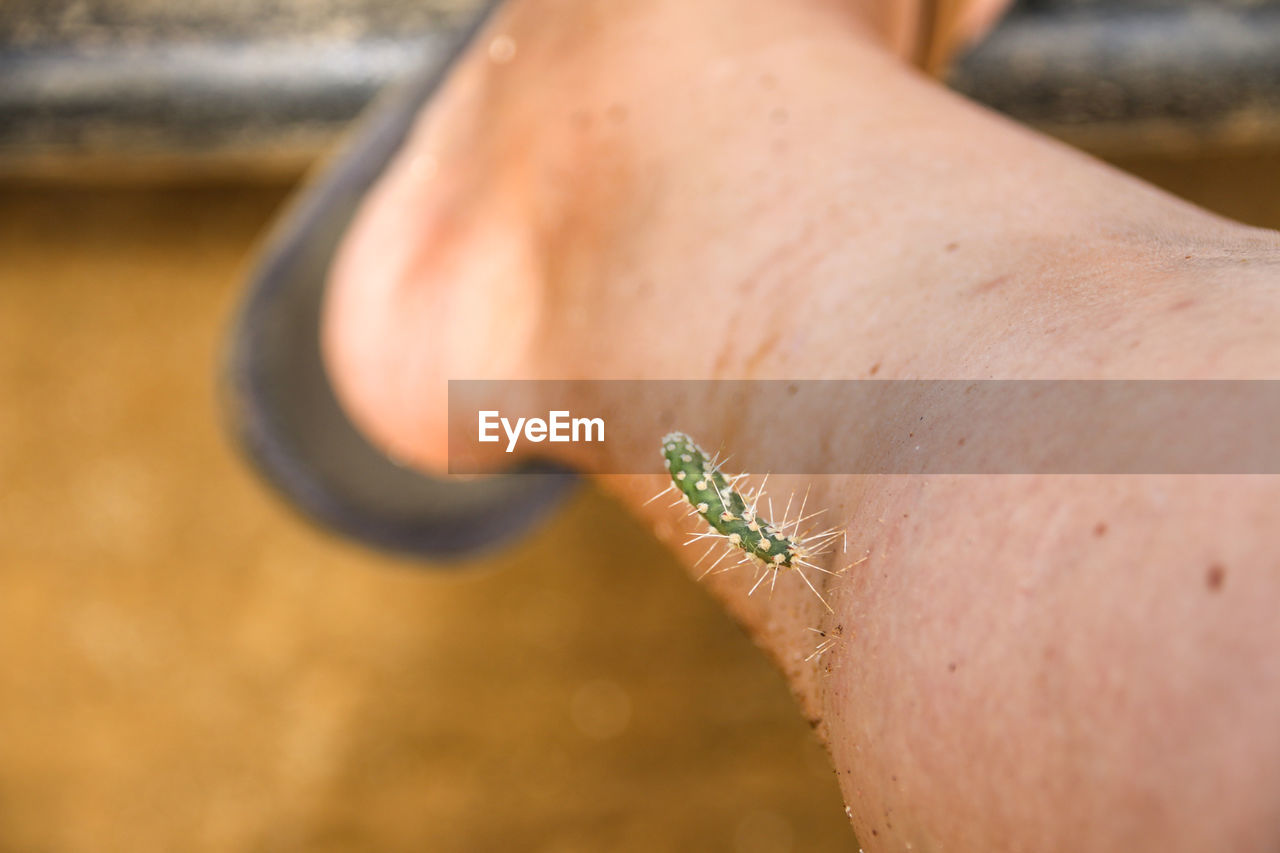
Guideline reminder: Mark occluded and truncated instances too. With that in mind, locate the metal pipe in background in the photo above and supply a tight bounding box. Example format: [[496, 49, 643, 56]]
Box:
[[2, 0, 1279, 178]]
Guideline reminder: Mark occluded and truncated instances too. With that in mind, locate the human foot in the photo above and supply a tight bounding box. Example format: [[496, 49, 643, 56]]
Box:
[[322, 0, 1280, 849], [322, 0, 1029, 469], [321, 0, 1039, 712]]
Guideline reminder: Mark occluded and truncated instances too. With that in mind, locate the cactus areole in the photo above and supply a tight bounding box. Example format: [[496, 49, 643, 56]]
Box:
[[661, 432, 799, 568]]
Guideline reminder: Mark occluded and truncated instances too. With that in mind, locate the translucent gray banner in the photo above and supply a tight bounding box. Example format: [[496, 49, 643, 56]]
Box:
[[447, 380, 1280, 475]]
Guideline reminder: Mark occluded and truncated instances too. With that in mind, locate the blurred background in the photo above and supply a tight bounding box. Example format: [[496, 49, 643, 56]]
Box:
[[2, 0, 1279, 851]]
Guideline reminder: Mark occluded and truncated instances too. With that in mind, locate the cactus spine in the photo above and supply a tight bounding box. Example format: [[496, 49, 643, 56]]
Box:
[[662, 432, 797, 567], [658, 432, 843, 611]]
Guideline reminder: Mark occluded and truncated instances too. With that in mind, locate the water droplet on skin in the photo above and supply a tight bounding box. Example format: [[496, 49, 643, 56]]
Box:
[[488, 34, 517, 64]]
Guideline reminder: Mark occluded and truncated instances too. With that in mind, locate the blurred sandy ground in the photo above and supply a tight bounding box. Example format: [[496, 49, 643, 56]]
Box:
[[0, 154, 1278, 852], [0, 184, 848, 851]]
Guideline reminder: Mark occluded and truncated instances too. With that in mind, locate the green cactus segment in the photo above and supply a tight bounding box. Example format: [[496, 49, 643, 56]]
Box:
[[661, 432, 796, 568]]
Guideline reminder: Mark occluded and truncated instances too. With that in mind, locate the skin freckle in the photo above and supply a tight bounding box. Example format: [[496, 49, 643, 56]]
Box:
[[1206, 563, 1226, 591]]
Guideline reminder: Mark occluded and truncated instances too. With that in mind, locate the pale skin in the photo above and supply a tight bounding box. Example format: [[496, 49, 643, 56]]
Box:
[[321, 0, 1280, 849]]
